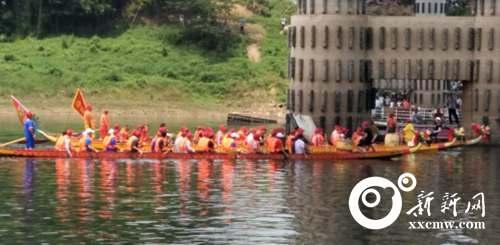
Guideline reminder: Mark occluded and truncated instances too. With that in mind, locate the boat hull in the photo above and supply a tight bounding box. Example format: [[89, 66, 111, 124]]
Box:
[[0, 148, 413, 161]]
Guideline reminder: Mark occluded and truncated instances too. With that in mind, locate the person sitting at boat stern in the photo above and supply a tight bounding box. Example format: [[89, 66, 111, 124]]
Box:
[[454, 124, 466, 143], [430, 117, 443, 142]]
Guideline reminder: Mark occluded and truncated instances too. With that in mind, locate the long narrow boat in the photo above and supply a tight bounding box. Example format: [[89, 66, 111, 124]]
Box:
[[0, 144, 421, 160], [416, 136, 483, 152]]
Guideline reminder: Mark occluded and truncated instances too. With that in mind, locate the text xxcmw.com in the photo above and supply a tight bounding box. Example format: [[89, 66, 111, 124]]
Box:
[[408, 221, 486, 230]]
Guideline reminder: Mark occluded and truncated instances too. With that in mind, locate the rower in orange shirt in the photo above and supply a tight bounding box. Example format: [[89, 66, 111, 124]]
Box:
[[83, 104, 95, 130], [99, 110, 110, 139]]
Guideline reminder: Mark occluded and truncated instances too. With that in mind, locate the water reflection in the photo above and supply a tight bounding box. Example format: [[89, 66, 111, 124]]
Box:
[[0, 147, 497, 244]]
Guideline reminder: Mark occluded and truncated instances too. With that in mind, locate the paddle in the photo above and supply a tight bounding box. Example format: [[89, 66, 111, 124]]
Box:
[[37, 129, 58, 142], [0, 137, 26, 148]]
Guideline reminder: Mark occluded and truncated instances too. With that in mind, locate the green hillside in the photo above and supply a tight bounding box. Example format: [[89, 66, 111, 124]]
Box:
[[0, 0, 295, 107]]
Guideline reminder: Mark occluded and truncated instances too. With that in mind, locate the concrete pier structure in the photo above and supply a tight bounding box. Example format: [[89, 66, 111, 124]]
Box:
[[287, 0, 500, 140]]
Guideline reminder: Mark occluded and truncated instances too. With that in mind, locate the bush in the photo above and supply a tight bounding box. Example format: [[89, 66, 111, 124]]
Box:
[[3, 54, 16, 62], [174, 23, 241, 53]]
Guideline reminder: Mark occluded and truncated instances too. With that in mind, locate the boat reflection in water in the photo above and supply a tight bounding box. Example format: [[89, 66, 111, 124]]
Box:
[[0, 147, 498, 244]]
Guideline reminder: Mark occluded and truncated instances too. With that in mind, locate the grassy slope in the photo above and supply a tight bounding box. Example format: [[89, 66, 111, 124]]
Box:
[[0, 0, 291, 108]]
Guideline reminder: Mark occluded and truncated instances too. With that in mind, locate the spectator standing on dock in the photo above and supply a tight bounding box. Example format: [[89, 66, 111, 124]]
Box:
[[280, 17, 287, 30], [23, 112, 37, 149], [386, 113, 397, 133], [447, 96, 460, 125]]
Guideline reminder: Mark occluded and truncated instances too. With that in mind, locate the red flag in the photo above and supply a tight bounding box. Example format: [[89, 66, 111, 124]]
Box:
[[72, 88, 88, 119], [11, 95, 32, 125]]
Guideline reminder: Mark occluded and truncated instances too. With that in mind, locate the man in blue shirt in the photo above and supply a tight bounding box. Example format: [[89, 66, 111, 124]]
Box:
[[23, 112, 37, 149]]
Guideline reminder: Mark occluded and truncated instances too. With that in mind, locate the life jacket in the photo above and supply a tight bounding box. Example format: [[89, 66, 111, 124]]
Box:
[[221, 136, 234, 151], [54, 136, 65, 151], [197, 137, 212, 152]]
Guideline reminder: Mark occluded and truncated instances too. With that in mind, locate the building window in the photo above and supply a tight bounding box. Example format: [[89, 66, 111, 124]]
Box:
[[321, 91, 328, 113], [309, 59, 316, 82], [492, 0, 497, 15], [434, 3, 438, 13], [390, 28, 398, 50], [419, 93, 423, 105], [379, 27, 386, 50], [347, 90, 354, 112], [309, 90, 315, 112], [366, 27, 373, 49], [428, 2, 431, 13], [310, 0, 315, 14], [324, 26, 330, 49], [487, 60, 493, 82], [476, 28, 482, 51], [299, 90, 304, 113], [336, 60, 342, 82], [347, 60, 354, 82], [418, 28, 424, 50], [311, 25, 317, 48], [428, 59, 435, 80], [335, 91, 342, 112], [431, 94, 435, 106], [336, 26, 343, 49], [292, 27, 297, 47], [323, 0, 328, 14], [336, 0, 341, 13], [348, 27, 355, 49], [480, 0, 485, 16], [468, 28, 475, 51], [298, 0, 302, 14], [474, 89, 479, 112], [357, 90, 365, 112], [300, 26, 306, 48], [291, 90, 296, 111], [454, 28, 461, 50], [488, 28, 495, 50], [335, 116, 342, 126], [429, 28, 435, 50], [404, 28, 411, 50], [347, 116, 353, 131], [442, 29, 449, 51], [323, 59, 329, 82], [391, 59, 398, 79], [299, 59, 304, 82], [379, 59, 385, 79], [303, 0, 308, 14], [416, 3, 420, 13], [422, 3, 425, 13], [359, 27, 366, 50]]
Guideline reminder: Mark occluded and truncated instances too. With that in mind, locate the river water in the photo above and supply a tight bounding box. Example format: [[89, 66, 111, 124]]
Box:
[[0, 147, 498, 244]]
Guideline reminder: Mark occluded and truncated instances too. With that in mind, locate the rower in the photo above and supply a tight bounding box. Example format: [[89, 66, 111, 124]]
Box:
[[358, 121, 376, 152], [402, 120, 417, 146], [153, 131, 168, 153], [481, 117, 491, 142], [216, 124, 226, 145], [246, 129, 261, 153], [81, 129, 96, 152], [127, 130, 142, 153], [311, 128, 325, 146], [104, 129, 118, 152], [119, 125, 129, 143], [293, 128, 307, 155], [83, 104, 95, 130], [54, 129, 73, 157], [285, 128, 297, 153], [222, 132, 239, 152], [197, 129, 215, 153], [330, 125, 343, 146], [99, 110, 110, 140], [23, 112, 37, 150], [267, 130, 285, 154], [430, 117, 443, 142]]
